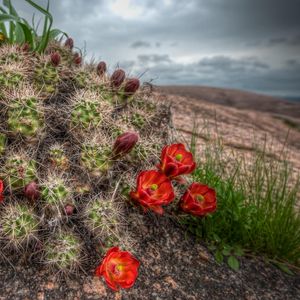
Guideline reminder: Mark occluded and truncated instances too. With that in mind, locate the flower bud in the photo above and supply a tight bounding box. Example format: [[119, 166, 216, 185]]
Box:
[[64, 204, 75, 216], [24, 181, 40, 201], [64, 37, 74, 49], [124, 78, 140, 96], [21, 42, 30, 52], [97, 61, 107, 76], [73, 53, 82, 65], [111, 69, 126, 89], [113, 132, 139, 157], [50, 52, 61, 67]]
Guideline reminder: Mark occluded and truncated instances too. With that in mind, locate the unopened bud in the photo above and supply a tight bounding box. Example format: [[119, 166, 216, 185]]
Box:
[[24, 181, 40, 201], [113, 132, 139, 157], [73, 53, 82, 65], [97, 61, 107, 76], [124, 78, 140, 96], [64, 37, 74, 49], [64, 204, 75, 216], [50, 52, 61, 67], [111, 69, 126, 89]]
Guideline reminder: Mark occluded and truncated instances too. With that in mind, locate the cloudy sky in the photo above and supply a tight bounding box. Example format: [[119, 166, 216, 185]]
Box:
[[12, 0, 300, 97]]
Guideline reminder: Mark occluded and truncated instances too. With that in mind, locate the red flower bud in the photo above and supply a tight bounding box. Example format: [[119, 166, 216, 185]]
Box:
[[113, 132, 139, 157], [50, 52, 61, 67], [73, 53, 82, 65], [111, 69, 126, 89], [24, 181, 40, 201], [64, 204, 75, 216], [21, 42, 30, 52], [0, 179, 4, 203], [97, 61, 107, 76], [95, 246, 140, 291], [124, 78, 140, 96], [64, 37, 74, 49]]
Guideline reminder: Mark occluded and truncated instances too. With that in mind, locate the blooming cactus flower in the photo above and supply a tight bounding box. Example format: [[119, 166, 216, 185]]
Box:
[[113, 132, 139, 157], [24, 181, 40, 201], [95, 246, 140, 291], [111, 69, 126, 89], [124, 78, 140, 96], [97, 61, 107, 76], [0, 179, 4, 202], [157, 143, 196, 181], [180, 182, 217, 216], [64, 37, 74, 49], [130, 170, 175, 214], [50, 52, 61, 67]]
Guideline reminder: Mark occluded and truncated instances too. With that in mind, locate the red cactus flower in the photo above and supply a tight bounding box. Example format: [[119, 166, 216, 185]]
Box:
[[130, 170, 175, 214], [95, 246, 140, 291], [111, 69, 126, 89], [124, 78, 140, 96], [157, 143, 196, 181], [97, 61, 107, 76], [64, 37, 74, 49], [50, 52, 61, 67], [180, 182, 217, 216], [113, 132, 139, 157], [73, 53, 82, 65], [24, 181, 40, 201], [0, 179, 4, 203]]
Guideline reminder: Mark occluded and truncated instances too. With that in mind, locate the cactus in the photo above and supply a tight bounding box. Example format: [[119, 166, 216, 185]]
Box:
[[49, 144, 69, 170], [71, 100, 102, 131], [3, 154, 37, 190], [41, 176, 72, 215], [45, 230, 82, 272], [34, 62, 59, 94], [80, 144, 112, 177], [0, 204, 39, 247], [0, 40, 170, 275], [84, 199, 121, 239], [7, 97, 44, 140], [0, 133, 6, 155], [0, 69, 23, 89]]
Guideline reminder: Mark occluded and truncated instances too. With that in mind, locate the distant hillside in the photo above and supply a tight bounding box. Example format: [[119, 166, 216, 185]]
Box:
[[157, 85, 300, 119]]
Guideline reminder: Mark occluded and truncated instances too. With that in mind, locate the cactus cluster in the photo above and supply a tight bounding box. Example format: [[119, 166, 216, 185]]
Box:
[[7, 97, 44, 140], [0, 40, 170, 275]]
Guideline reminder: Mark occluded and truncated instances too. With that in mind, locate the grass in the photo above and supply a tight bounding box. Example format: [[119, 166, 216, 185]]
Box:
[[181, 127, 300, 270]]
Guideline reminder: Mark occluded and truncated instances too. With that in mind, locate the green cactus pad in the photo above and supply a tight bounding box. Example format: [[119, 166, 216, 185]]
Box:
[[7, 97, 44, 139], [41, 181, 70, 207], [0, 133, 6, 155], [80, 145, 112, 176], [3, 156, 37, 190], [0, 204, 39, 245], [71, 100, 102, 130], [0, 70, 23, 88], [49, 146, 69, 170], [34, 63, 59, 94], [45, 231, 82, 271], [85, 199, 119, 238]]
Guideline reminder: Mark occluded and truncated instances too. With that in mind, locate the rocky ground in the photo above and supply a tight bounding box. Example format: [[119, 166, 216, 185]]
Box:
[[1, 88, 300, 299], [1, 213, 299, 300]]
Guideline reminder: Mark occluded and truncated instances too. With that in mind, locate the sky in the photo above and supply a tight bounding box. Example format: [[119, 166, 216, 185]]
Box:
[[11, 0, 300, 97]]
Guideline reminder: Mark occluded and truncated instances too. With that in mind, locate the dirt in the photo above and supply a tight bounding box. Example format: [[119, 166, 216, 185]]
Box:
[[0, 212, 299, 300]]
